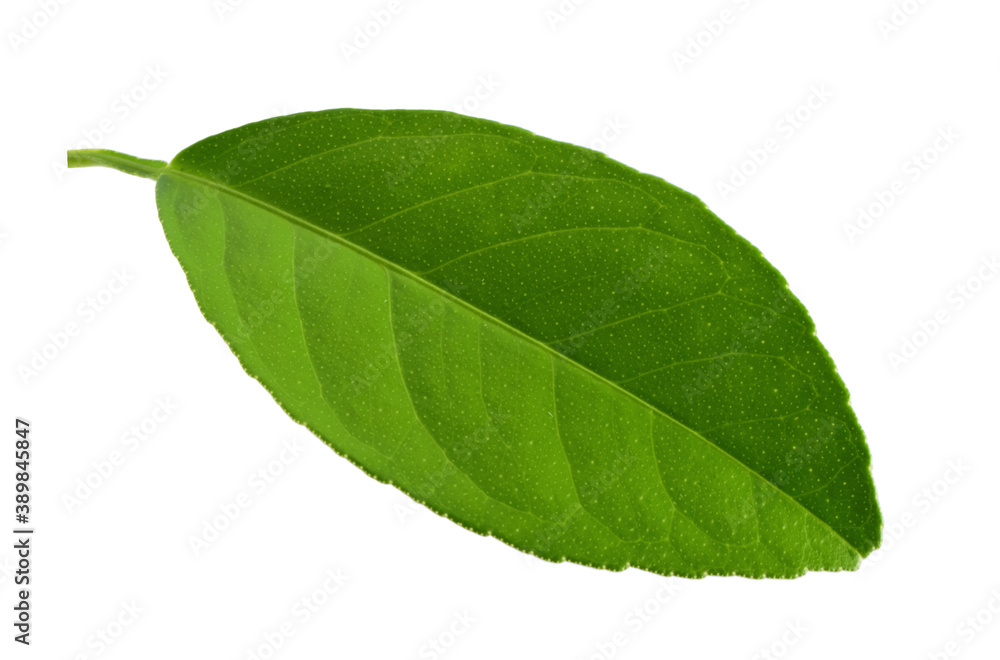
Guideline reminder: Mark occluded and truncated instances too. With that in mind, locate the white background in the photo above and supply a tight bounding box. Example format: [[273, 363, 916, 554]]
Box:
[[2, 0, 999, 658]]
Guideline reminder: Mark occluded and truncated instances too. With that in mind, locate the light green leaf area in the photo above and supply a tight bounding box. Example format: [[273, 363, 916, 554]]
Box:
[[68, 109, 881, 578]]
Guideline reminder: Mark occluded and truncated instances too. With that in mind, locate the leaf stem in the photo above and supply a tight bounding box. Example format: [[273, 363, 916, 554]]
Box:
[[66, 149, 167, 181]]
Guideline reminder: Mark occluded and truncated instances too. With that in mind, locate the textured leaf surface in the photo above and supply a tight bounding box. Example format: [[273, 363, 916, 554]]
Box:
[[69, 109, 881, 578]]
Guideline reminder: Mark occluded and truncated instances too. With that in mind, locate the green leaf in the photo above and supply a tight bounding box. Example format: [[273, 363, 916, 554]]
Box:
[[67, 109, 881, 578]]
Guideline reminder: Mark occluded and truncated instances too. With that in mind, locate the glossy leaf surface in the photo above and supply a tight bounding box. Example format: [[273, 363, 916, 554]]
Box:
[[68, 109, 881, 578]]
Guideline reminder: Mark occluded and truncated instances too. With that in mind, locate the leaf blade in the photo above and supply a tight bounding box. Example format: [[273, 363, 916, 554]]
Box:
[[85, 108, 881, 577]]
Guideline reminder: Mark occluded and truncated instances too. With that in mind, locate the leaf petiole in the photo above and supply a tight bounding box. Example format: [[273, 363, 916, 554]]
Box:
[[67, 148, 167, 181]]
